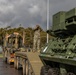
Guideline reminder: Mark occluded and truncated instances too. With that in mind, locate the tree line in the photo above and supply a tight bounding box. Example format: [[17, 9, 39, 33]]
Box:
[[0, 26, 50, 48]]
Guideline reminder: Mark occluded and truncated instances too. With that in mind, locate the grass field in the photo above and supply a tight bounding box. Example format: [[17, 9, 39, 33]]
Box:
[[0, 53, 3, 57]]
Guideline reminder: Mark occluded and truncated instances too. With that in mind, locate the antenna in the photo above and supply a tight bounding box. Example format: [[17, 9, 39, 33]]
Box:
[[47, 0, 49, 43]]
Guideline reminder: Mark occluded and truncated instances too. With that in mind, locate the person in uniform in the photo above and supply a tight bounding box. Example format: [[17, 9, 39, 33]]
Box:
[[33, 25, 41, 52]]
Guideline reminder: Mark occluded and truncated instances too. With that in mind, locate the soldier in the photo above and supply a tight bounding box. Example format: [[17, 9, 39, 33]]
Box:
[[33, 25, 41, 52]]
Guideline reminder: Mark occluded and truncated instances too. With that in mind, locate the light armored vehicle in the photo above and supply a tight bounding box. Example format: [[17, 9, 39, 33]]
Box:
[[3, 32, 24, 64], [39, 8, 76, 75]]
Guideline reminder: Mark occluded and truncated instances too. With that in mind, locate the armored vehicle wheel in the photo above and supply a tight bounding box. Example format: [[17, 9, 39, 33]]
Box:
[[14, 56, 17, 69], [40, 66, 50, 75], [47, 68, 60, 75], [67, 72, 75, 75]]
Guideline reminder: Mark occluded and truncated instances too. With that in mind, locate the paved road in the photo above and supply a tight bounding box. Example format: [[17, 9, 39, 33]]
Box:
[[0, 58, 22, 75]]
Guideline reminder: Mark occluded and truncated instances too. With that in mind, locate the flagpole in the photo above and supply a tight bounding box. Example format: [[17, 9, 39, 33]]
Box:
[[47, 0, 49, 43]]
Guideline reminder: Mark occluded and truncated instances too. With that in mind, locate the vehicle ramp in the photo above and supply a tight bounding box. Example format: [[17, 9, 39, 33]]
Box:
[[15, 52, 43, 75]]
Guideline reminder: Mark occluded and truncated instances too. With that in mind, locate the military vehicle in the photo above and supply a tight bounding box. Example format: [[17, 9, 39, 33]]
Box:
[[3, 32, 24, 64], [14, 26, 43, 75], [39, 8, 76, 75]]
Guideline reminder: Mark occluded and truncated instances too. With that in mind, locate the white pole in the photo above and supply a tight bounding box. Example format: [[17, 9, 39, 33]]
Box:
[[47, 0, 49, 43]]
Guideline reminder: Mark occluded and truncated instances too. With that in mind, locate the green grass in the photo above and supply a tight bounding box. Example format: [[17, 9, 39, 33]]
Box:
[[0, 53, 3, 57]]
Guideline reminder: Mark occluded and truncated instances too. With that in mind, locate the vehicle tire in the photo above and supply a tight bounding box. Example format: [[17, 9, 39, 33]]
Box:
[[23, 59, 26, 75], [67, 72, 75, 75], [40, 66, 50, 75], [47, 68, 60, 75]]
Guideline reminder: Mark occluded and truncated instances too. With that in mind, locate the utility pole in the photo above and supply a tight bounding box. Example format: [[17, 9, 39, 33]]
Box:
[[47, 0, 49, 43]]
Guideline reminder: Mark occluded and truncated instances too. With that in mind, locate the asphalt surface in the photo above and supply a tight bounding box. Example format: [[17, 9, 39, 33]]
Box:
[[0, 58, 22, 75]]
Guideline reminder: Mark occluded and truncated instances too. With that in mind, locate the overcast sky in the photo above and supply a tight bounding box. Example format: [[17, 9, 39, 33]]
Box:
[[0, 0, 76, 30]]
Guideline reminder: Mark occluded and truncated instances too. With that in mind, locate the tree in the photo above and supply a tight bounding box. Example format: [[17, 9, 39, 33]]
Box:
[[0, 26, 50, 48]]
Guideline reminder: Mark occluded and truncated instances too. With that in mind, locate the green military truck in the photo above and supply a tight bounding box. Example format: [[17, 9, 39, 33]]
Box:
[[39, 8, 76, 75], [3, 32, 24, 64]]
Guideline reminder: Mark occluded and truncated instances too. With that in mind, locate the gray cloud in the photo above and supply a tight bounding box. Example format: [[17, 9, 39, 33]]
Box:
[[0, 0, 76, 30]]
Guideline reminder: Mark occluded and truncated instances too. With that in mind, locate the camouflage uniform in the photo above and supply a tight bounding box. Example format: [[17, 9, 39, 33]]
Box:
[[33, 25, 41, 52]]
